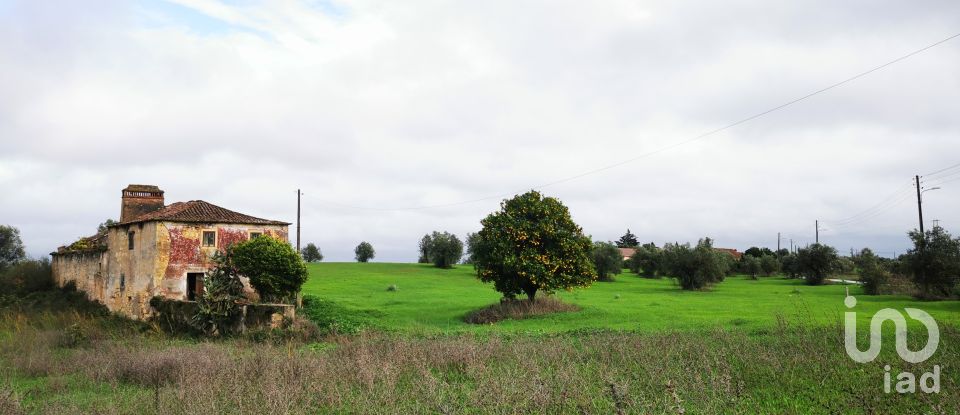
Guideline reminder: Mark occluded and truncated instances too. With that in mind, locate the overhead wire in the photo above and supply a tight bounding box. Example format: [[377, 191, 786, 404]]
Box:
[[308, 31, 960, 212]]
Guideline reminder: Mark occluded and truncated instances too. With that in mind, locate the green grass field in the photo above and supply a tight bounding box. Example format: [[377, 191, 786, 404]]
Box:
[[302, 262, 960, 334], [3, 262, 959, 414]]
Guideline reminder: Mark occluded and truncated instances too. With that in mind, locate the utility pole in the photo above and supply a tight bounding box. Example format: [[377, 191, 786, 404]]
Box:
[[790, 239, 793, 253], [916, 175, 924, 234], [296, 189, 302, 253], [815, 220, 819, 244], [777, 232, 781, 255]]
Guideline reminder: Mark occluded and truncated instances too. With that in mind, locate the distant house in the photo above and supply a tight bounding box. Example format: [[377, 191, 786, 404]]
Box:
[[714, 248, 743, 261], [51, 185, 290, 319], [618, 247, 637, 261]]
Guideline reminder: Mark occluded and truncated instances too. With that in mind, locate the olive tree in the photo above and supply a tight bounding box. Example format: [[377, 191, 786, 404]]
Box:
[[301, 243, 323, 262], [759, 255, 780, 276], [463, 232, 480, 264], [856, 248, 889, 295], [796, 244, 838, 286], [355, 241, 375, 263], [231, 236, 308, 303], [0, 225, 26, 272], [473, 191, 595, 301], [425, 231, 464, 269], [591, 241, 623, 281], [904, 226, 960, 298], [743, 256, 761, 280], [417, 234, 433, 263], [629, 244, 661, 278], [663, 238, 729, 290]]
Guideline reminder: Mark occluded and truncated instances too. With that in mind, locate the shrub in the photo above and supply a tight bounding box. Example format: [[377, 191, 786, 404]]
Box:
[[424, 231, 464, 269], [231, 236, 308, 303], [355, 242, 375, 263], [301, 243, 324, 262], [796, 244, 838, 286], [759, 255, 780, 276], [192, 252, 245, 336], [473, 191, 595, 301], [0, 225, 26, 272], [591, 241, 623, 282], [904, 226, 960, 298], [464, 297, 579, 324], [0, 258, 53, 294]]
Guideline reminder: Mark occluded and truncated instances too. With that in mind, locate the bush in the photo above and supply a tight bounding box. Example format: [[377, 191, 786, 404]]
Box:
[[473, 191, 595, 301], [355, 242, 375, 263], [796, 244, 838, 286], [0, 258, 53, 294], [464, 297, 579, 324], [423, 231, 464, 269], [301, 243, 323, 262], [904, 226, 960, 298], [231, 236, 308, 303], [591, 241, 623, 282], [192, 252, 245, 336]]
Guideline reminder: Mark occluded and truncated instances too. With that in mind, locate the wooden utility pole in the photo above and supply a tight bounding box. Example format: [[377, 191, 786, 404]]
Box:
[[777, 232, 781, 255], [815, 220, 819, 244], [916, 175, 924, 234], [296, 189, 302, 253]]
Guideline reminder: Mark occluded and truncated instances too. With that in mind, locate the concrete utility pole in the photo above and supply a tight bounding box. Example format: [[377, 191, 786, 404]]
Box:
[[296, 189, 302, 253], [815, 220, 819, 244], [777, 232, 781, 255]]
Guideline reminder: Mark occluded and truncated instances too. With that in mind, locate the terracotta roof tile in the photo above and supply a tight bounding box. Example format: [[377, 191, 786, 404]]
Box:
[[116, 200, 290, 226]]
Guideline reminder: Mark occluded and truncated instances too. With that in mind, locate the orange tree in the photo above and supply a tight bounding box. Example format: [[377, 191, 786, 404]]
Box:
[[473, 191, 595, 301]]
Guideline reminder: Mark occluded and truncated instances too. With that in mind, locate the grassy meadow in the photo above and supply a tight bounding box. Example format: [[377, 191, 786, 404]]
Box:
[[2, 262, 959, 414], [301, 262, 960, 334]]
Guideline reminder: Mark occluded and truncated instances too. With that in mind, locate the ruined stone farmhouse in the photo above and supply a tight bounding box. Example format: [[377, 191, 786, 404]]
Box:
[[51, 185, 290, 319]]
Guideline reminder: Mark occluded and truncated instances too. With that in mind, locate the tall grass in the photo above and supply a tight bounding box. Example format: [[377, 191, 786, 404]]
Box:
[[1, 309, 956, 414]]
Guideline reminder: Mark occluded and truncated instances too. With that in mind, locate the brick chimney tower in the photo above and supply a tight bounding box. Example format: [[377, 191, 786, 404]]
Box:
[[121, 185, 165, 223]]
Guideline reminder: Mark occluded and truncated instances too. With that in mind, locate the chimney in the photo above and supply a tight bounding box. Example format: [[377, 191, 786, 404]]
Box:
[[121, 185, 165, 223]]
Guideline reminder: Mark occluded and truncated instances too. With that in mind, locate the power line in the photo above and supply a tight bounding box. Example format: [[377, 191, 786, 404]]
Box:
[[922, 161, 960, 177], [826, 181, 914, 225], [312, 31, 960, 211]]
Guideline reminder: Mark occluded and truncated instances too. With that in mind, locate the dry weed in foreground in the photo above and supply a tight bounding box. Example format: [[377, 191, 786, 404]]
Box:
[[464, 297, 579, 324]]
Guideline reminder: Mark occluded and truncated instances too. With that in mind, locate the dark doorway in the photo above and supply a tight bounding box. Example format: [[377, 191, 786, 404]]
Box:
[[186, 273, 205, 301]]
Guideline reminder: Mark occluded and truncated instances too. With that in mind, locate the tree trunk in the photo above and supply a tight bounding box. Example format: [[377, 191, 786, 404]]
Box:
[[523, 286, 537, 302]]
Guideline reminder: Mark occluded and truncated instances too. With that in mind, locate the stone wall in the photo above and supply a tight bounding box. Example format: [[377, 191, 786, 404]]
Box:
[[55, 221, 290, 320]]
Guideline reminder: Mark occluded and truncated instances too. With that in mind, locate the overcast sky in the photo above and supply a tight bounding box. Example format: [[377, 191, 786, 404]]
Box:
[[1, 0, 959, 262]]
